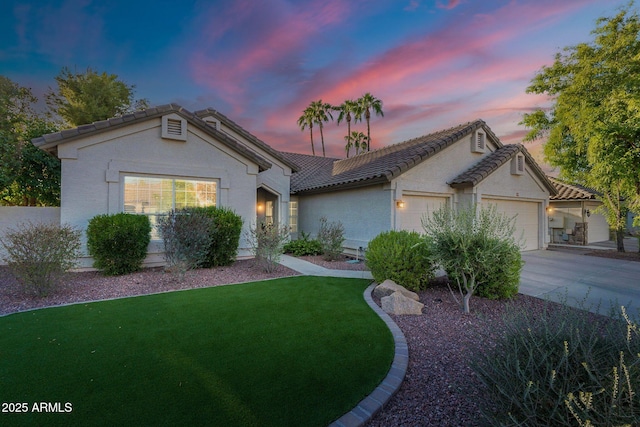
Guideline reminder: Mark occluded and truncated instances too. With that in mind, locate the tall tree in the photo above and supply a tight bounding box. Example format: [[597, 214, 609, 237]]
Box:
[[308, 100, 333, 157], [297, 106, 316, 156], [46, 67, 149, 127], [344, 131, 369, 157], [334, 99, 358, 157], [356, 93, 384, 150], [0, 76, 60, 206], [522, 2, 640, 251]]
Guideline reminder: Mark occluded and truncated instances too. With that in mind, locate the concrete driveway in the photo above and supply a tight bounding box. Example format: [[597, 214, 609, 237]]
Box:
[[520, 248, 640, 315]]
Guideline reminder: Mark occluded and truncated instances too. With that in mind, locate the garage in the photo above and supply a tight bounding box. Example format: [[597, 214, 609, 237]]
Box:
[[484, 198, 540, 251], [401, 195, 448, 233]]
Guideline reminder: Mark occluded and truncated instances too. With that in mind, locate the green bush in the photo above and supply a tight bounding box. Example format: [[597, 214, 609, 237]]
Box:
[[87, 213, 151, 276], [422, 203, 523, 313], [1, 222, 81, 297], [157, 208, 214, 275], [365, 230, 434, 291], [472, 301, 640, 426], [317, 217, 345, 261], [447, 236, 523, 300], [189, 206, 243, 267], [283, 231, 322, 256]]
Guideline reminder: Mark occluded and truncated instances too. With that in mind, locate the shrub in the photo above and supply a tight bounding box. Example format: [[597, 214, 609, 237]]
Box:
[[248, 221, 290, 272], [447, 236, 523, 300], [317, 217, 345, 261], [188, 206, 243, 267], [1, 222, 81, 297], [86, 213, 151, 276], [157, 208, 214, 275], [472, 301, 640, 426], [421, 203, 523, 313], [283, 231, 322, 256], [365, 230, 434, 291]]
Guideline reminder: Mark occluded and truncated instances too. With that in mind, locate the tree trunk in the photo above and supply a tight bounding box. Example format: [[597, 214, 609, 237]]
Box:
[[463, 292, 471, 314], [616, 229, 626, 252]]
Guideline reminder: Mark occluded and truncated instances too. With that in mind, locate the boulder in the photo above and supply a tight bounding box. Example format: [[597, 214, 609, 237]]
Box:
[[373, 279, 419, 301], [381, 291, 424, 315]]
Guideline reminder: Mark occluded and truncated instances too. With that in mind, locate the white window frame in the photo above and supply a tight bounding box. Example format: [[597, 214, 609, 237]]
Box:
[[289, 200, 298, 233]]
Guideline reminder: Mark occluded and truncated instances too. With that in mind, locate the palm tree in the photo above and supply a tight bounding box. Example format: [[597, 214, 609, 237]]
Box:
[[297, 106, 316, 156], [334, 99, 358, 158], [309, 100, 333, 157], [352, 131, 369, 155], [357, 93, 384, 150]]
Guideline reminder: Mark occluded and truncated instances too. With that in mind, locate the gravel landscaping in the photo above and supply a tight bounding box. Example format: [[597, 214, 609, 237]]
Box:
[[1, 258, 561, 426]]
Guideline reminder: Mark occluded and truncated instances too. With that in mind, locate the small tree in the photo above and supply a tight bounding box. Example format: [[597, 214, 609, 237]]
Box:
[[1, 222, 81, 296], [422, 204, 522, 313], [317, 217, 345, 261], [248, 221, 290, 273]]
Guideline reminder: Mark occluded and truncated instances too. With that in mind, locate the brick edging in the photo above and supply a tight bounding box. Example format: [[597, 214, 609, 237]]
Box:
[[328, 283, 409, 427]]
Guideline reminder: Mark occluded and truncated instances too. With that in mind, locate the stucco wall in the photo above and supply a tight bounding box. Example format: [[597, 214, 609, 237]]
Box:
[[297, 185, 392, 254], [56, 116, 261, 268], [0, 207, 61, 265]]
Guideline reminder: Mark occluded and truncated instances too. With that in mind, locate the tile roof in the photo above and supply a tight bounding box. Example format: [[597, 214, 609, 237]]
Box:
[[194, 108, 299, 172], [283, 120, 494, 194], [549, 177, 600, 200], [449, 144, 557, 194], [31, 103, 273, 172]]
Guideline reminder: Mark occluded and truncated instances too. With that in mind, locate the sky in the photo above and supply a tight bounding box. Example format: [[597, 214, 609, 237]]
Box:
[[0, 0, 631, 164]]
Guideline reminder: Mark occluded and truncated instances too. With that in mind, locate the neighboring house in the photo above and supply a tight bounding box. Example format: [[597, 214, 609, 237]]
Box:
[[282, 119, 557, 253], [547, 177, 610, 244], [26, 107, 557, 269], [31, 104, 298, 268]]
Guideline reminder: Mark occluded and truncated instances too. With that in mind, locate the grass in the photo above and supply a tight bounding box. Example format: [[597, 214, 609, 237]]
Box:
[[0, 276, 394, 426]]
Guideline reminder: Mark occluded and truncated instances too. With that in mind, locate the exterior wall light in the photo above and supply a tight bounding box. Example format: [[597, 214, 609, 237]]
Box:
[[396, 200, 405, 209], [585, 209, 591, 217], [257, 203, 264, 212]]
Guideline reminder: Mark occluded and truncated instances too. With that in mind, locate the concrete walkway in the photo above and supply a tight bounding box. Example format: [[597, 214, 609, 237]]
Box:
[[279, 254, 373, 279]]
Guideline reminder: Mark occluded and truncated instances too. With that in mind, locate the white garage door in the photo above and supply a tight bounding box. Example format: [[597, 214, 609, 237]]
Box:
[[484, 199, 540, 251], [401, 195, 448, 233]]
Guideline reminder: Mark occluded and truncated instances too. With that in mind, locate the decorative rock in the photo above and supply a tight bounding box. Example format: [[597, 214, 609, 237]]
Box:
[[381, 291, 424, 315], [373, 279, 419, 301]]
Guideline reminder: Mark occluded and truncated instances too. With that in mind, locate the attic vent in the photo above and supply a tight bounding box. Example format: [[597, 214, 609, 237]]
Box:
[[511, 153, 525, 175], [203, 117, 220, 130], [162, 115, 187, 141], [471, 131, 486, 153]]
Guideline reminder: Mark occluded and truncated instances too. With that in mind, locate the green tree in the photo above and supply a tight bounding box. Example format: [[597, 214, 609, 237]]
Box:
[[522, 2, 640, 251], [0, 76, 60, 206], [46, 67, 149, 127], [344, 131, 369, 157], [297, 106, 316, 156], [356, 92, 384, 150], [308, 100, 333, 157], [334, 99, 359, 157]]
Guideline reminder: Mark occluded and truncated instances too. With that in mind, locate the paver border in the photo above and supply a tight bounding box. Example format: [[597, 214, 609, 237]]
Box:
[[329, 283, 408, 427]]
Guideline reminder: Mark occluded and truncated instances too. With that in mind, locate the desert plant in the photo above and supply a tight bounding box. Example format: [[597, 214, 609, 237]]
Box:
[[365, 230, 434, 291], [86, 213, 151, 275], [283, 231, 323, 256], [157, 208, 214, 276], [317, 217, 345, 261], [248, 221, 290, 272], [421, 203, 522, 313], [1, 222, 81, 297], [189, 206, 243, 267], [472, 300, 640, 426]]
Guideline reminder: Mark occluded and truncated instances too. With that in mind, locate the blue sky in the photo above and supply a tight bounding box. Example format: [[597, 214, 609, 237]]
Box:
[[0, 0, 630, 160]]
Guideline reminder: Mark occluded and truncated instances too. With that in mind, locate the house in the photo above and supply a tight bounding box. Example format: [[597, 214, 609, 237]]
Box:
[[25, 106, 556, 269], [547, 177, 610, 244], [282, 119, 557, 252], [30, 104, 298, 268]]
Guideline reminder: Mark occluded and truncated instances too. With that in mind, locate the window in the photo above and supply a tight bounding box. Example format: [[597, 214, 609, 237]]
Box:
[[289, 201, 298, 232], [123, 176, 216, 237]]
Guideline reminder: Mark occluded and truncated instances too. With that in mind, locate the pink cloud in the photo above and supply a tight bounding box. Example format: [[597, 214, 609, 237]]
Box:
[[437, 0, 461, 10]]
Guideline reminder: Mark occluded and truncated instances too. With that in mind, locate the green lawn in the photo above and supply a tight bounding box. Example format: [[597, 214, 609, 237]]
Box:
[[0, 276, 393, 426]]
